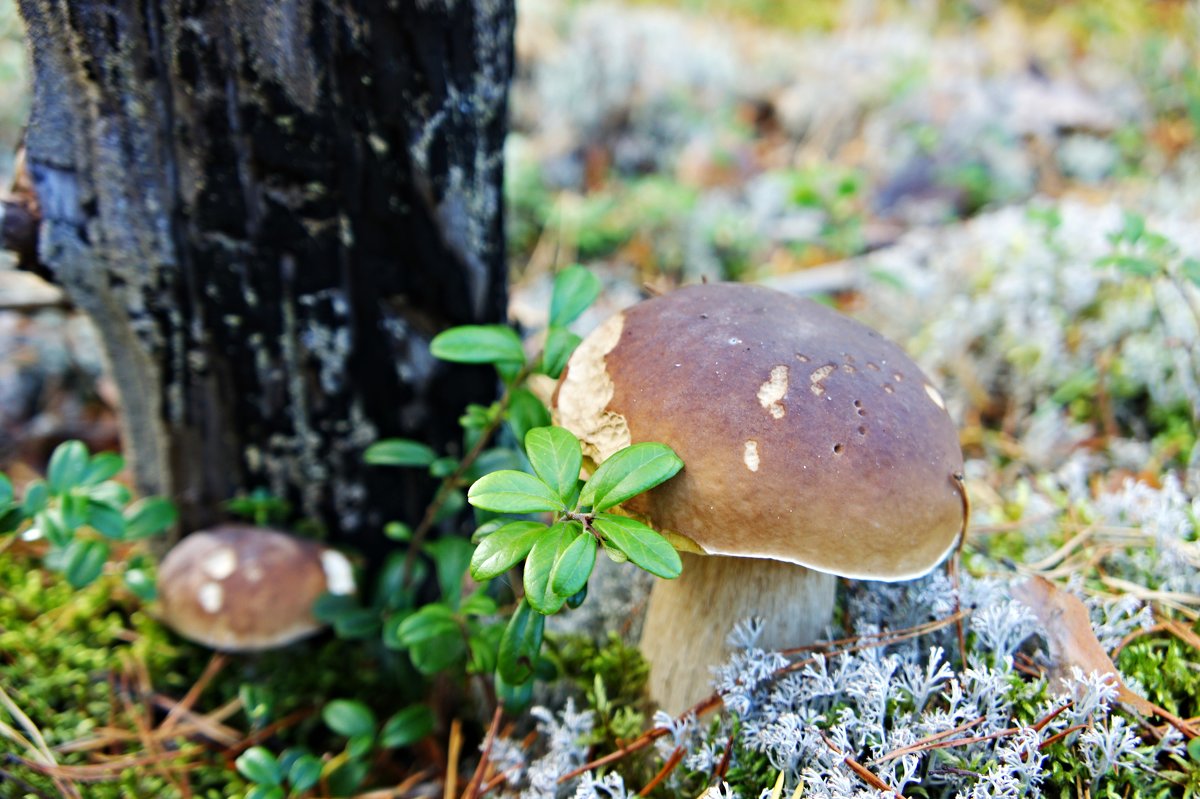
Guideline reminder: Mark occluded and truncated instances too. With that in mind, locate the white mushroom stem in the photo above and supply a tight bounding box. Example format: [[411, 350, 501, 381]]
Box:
[[638, 552, 836, 715]]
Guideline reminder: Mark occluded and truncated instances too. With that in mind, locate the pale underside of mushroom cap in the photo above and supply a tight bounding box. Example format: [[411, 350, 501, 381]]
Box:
[[156, 525, 355, 651], [554, 282, 966, 581]]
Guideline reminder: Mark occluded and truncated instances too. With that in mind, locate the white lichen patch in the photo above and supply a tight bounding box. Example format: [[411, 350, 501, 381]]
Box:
[[925, 382, 946, 410], [809, 364, 836, 396], [743, 440, 760, 472], [757, 365, 789, 419], [321, 549, 356, 595], [553, 312, 631, 463], [202, 547, 238, 580], [198, 582, 224, 614]]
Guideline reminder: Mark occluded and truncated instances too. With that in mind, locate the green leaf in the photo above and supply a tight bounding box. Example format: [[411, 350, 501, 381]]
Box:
[[467, 470, 565, 514], [65, 539, 110, 588], [384, 521, 412, 542], [566, 583, 588, 609], [87, 481, 131, 508], [323, 700, 376, 739], [312, 593, 361, 624], [23, 481, 48, 517], [592, 514, 682, 579], [287, 754, 324, 793], [123, 568, 157, 601], [87, 500, 126, 540], [347, 732, 374, 760], [578, 443, 683, 512], [0, 473, 12, 506], [549, 528, 597, 597], [523, 521, 576, 614], [505, 388, 552, 449], [410, 633, 467, 674], [470, 520, 548, 580], [497, 599, 545, 685], [364, 439, 437, 467], [431, 325, 525, 365], [495, 666, 534, 711], [37, 508, 70, 548], [424, 537, 474, 607], [0, 505, 23, 534], [326, 758, 369, 797], [47, 440, 89, 495], [549, 265, 602, 327], [525, 427, 583, 503], [236, 746, 283, 786], [1188, 736, 1200, 763], [245, 785, 285, 799], [429, 456, 458, 478], [380, 705, 434, 749], [81, 452, 124, 486], [395, 604, 460, 646], [540, 326, 582, 379], [124, 497, 177, 540], [1181, 257, 1200, 286], [460, 590, 499, 617], [332, 609, 380, 639]]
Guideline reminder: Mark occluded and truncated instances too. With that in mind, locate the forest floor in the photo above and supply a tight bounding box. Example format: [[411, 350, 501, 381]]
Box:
[[2, 1, 1200, 798]]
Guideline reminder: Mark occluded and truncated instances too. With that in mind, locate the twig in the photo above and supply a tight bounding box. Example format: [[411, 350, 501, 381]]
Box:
[[820, 732, 906, 799], [871, 716, 986, 765], [224, 707, 316, 757], [461, 706, 503, 799], [157, 652, 228, 739], [445, 719, 464, 799], [638, 745, 685, 797]]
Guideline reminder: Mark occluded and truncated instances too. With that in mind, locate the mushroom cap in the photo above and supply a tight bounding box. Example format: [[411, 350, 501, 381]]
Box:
[[554, 282, 965, 581], [156, 525, 355, 651]]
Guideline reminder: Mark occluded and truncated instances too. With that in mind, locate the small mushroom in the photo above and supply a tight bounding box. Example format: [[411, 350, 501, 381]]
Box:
[[554, 283, 965, 713], [156, 525, 356, 651]]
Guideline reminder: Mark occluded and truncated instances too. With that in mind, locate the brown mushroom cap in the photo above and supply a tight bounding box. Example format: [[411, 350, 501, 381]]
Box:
[[555, 282, 965, 581], [156, 525, 356, 651]]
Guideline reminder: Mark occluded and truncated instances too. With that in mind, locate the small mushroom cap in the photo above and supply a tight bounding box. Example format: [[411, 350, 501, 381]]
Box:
[[156, 525, 355, 651], [554, 282, 965, 581]]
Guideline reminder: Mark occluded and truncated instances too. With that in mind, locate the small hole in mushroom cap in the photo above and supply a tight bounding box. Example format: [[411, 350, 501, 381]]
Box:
[[833, 443, 845, 454], [842, 364, 856, 373], [883, 384, 895, 394], [867, 362, 880, 371], [796, 353, 810, 363], [853, 399, 865, 416], [893, 372, 904, 381], [857, 425, 867, 436]]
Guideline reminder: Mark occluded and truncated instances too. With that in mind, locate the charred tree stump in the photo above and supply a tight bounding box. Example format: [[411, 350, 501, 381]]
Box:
[[16, 1, 514, 553]]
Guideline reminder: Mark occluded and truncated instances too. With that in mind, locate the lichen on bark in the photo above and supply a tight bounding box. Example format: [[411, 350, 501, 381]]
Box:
[[18, 0, 514, 553]]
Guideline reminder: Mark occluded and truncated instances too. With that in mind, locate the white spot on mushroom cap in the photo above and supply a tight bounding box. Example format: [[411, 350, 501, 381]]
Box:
[[202, 547, 238, 580], [756, 365, 789, 420], [553, 313, 631, 463], [743, 440, 760, 472], [198, 582, 224, 613], [321, 550, 356, 595], [925, 383, 946, 410], [809, 364, 835, 396]]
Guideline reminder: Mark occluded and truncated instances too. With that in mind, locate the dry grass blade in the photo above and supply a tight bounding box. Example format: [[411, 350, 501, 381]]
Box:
[[637, 745, 685, 797], [820, 732, 906, 799], [157, 652, 229, 737], [445, 718, 463, 799], [0, 683, 82, 798], [461, 706, 503, 799], [871, 716, 986, 765]]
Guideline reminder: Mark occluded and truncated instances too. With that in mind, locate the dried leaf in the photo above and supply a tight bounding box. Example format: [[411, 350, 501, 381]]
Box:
[[1012, 576, 1193, 732]]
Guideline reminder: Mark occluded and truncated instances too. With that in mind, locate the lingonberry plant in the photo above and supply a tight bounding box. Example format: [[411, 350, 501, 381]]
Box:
[[363, 264, 685, 705]]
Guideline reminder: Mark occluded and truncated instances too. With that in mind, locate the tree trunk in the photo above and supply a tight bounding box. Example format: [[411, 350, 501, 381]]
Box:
[[16, 0, 514, 553]]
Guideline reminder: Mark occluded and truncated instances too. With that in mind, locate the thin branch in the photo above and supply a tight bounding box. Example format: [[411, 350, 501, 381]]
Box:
[[638, 745, 685, 797], [402, 362, 534, 587], [461, 706, 503, 799]]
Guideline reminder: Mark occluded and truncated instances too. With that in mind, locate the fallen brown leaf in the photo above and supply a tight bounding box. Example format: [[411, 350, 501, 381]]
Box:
[[1012, 576, 1197, 738]]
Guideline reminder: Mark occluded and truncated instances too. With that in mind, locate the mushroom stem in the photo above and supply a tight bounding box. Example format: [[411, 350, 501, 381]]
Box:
[[639, 552, 836, 714]]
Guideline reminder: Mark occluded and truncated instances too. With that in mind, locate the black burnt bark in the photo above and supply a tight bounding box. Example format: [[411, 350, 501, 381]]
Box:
[[17, 0, 514, 553]]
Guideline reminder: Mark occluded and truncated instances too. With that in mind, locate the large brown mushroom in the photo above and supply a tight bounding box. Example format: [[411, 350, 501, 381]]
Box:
[[157, 525, 356, 651], [554, 282, 965, 713]]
